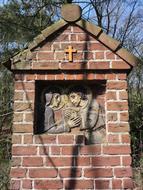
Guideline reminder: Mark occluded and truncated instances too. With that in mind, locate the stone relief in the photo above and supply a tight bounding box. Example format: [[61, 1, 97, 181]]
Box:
[[41, 84, 105, 134]]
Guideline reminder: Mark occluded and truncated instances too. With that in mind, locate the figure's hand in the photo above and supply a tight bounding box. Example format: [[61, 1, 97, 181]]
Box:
[[68, 116, 81, 128]]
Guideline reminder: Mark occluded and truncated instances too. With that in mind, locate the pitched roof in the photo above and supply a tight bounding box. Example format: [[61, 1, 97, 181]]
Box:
[[3, 4, 140, 71]]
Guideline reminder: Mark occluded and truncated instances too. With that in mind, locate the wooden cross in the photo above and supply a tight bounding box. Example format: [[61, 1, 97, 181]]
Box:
[[65, 46, 77, 62]]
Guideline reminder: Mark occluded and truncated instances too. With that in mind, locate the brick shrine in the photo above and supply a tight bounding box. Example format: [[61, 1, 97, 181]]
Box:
[[4, 3, 140, 190]]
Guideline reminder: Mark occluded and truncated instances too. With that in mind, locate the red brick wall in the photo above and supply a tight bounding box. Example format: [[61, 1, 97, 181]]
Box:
[[11, 24, 133, 189]]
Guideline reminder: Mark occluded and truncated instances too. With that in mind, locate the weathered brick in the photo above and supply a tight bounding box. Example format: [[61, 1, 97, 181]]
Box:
[[119, 91, 128, 100], [92, 156, 120, 166], [59, 168, 81, 178], [89, 61, 110, 69], [10, 168, 26, 178], [107, 81, 127, 89], [29, 168, 57, 178], [96, 52, 104, 59], [13, 124, 33, 133], [106, 51, 115, 59], [122, 156, 132, 166], [107, 102, 128, 111], [23, 157, 43, 167], [15, 82, 34, 90], [114, 167, 132, 177], [121, 134, 130, 144], [14, 91, 24, 101], [34, 134, 56, 144], [46, 157, 73, 167], [39, 146, 49, 155], [13, 113, 23, 122], [123, 178, 134, 189], [12, 146, 37, 155], [84, 168, 113, 178], [80, 145, 101, 155], [34, 180, 63, 189], [24, 134, 33, 144], [11, 157, 21, 167], [10, 180, 20, 190], [107, 112, 118, 122], [108, 134, 120, 143], [64, 180, 94, 189], [37, 52, 54, 60], [112, 61, 131, 69], [95, 180, 110, 189], [12, 135, 22, 144], [120, 112, 129, 121], [58, 135, 74, 144], [108, 123, 129, 132], [106, 91, 117, 100], [22, 179, 32, 189], [103, 145, 131, 154], [112, 179, 122, 189]]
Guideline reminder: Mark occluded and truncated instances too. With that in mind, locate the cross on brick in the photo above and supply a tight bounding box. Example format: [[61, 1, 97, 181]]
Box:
[[65, 45, 77, 62]]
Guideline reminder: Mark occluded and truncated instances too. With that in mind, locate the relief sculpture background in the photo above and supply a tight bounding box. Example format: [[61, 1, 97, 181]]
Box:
[[38, 84, 105, 139]]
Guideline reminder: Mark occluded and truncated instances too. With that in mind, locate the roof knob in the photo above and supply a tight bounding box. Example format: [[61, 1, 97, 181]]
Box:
[[61, 4, 82, 22]]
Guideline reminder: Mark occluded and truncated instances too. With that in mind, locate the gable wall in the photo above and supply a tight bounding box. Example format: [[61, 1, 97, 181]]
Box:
[[10, 24, 133, 189]]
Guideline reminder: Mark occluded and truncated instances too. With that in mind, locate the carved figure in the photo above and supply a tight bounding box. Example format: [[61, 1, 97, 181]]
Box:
[[44, 92, 69, 133]]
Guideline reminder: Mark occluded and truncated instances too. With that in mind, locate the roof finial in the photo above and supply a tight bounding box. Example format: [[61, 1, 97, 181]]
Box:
[[61, 4, 82, 22]]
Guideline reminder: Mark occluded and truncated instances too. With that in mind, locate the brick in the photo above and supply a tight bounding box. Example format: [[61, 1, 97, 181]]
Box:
[[14, 74, 25, 81], [12, 135, 22, 144], [108, 134, 120, 143], [119, 91, 128, 100], [86, 73, 95, 80], [108, 123, 129, 132], [15, 82, 34, 90], [33, 62, 59, 70], [64, 180, 94, 189], [24, 134, 33, 144], [107, 102, 128, 111], [107, 81, 127, 89], [25, 74, 36, 81], [121, 134, 130, 144], [12, 146, 37, 155], [112, 179, 122, 189], [75, 135, 86, 144], [70, 34, 76, 41], [59, 168, 81, 178], [106, 51, 115, 59], [13, 124, 33, 133], [39, 146, 49, 155], [11, 157, 21, 167], [58, 135, 74, 144], [10, 180, 20, 190], [37, 52, 54, 60], [55, 34, 69, 41], [36, 74, 46, 80], [73, 26, 84, 33], [89, 61, 110, 69], [106, 73, 116, 80], [34, 134, 56, 144], [80, 145, 101, 155], [14, 91, 24, 101], [88, 43, 107, 51], [95, 180, 110, 189], [114, 167, 132, 177], [75, 157, 90, 166], [25, 112, 33, 122], [25, 91, 35, 101], [29, 168, 57, 178], [65, 73, 75, 80], [107, 113, 117, 122], [61, 62, 88, 70], [120, 112, 129, 121], [84, 168, 113, 178], [46, 157, 73, 167], [95, 74, 106, 80], [118, 73, 127, 80], [112, 61, 131, 69], [23, 157, 43, 167], [123, 178, 134, 188], [103, 145, 131, 154], [96, 52, 104, 59], [34, 180, 63, 189], [10, 168, 26, 178], [14, 102, 33, 111], [13, 113, 23, 122], [61, 146, 78, 155], [122, 156, 132, 166], [55, 73, 65, 80], [106, 91, 117, 100], [92, 156, 120, 166], [22, 179, 32, 189]]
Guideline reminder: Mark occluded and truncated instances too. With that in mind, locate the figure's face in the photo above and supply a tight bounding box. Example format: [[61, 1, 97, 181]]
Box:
[[69, 92, 81, 107], [52, 93, 61, 108]]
